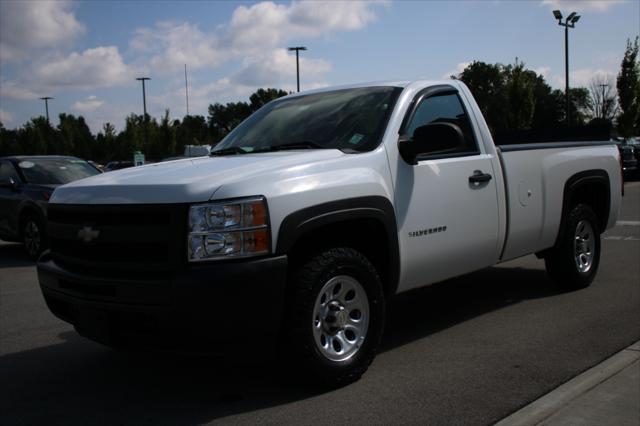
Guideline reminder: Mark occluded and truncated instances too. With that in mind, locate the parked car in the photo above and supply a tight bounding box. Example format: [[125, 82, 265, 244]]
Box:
[[0, 156, 101, 258], [183, 145, 211, 157], [625, 137, 640, 174], [612, 137, 638, 176], [37, 80, 621, 386], [87, 160, 105, 172], [104, 161, 133, 172]]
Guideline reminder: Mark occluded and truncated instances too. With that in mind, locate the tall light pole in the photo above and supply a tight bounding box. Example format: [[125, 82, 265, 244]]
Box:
[[288, 46, 307, 92], [136, 77, 151, 147], [553, 10, 580, 127], [39, 97, 54, 123], [184, 64, 190, 117], [599, 83, 608, 119]]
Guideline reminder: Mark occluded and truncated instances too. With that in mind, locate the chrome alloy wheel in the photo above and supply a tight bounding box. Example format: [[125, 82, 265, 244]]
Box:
[[24, 220, 41, 258], [574, 220, 595, 273], [312, 275, 369, 362]]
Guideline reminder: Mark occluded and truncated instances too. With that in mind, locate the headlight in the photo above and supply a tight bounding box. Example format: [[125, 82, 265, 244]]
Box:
[[188, 197, 270, 262]]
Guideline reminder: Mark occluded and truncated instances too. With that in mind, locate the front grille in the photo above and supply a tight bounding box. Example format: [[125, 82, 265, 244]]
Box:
[[47, 203, 188, 274]]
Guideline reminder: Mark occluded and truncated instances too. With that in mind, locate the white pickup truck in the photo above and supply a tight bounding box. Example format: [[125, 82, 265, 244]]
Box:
[[38, 80, 622, 386]]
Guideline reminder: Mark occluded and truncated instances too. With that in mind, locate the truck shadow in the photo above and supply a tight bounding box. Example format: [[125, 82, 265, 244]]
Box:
[[0, 242, 33, 268], [0, 265, 564, 425]]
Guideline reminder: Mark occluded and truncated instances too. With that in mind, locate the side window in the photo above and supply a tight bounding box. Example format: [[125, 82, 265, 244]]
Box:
[[405, 92, 479, 156], [0, 161, 20, 182]]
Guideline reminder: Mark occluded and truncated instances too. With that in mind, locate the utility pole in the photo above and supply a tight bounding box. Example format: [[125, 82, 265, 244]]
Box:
[[184, 64, 190, 116], [599, 83, 608, 119], [136, 77, 151, 147], [39, 97, 54, 123], [553, 10, 580, 127], [288, 46, 307, 92]]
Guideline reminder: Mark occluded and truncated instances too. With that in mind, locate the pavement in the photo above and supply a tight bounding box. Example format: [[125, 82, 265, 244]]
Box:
[[496, 341, 640, 425]]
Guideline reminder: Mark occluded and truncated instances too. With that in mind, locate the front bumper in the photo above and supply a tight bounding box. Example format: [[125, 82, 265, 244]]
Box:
[[37, 253, 288, 351]]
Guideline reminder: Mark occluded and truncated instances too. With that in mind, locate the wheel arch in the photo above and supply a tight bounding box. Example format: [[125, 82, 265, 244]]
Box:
[[555, 169, 611, 245], [18, 203, 45, 237], [276, 196, 400, 297]]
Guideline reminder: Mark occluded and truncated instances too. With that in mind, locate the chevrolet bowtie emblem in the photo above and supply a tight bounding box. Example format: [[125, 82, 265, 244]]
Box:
[[77, 226, 100, 243]]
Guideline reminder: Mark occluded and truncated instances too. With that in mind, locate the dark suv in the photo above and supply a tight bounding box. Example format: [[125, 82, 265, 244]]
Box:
[[613, 138, 638, 176], [0, 156, 101, 258]]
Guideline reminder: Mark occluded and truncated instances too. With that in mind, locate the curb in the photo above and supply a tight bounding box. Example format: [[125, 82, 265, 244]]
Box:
[[495, 341, 640, 426]]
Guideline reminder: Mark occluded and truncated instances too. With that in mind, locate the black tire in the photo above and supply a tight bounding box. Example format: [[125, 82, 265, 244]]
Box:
[[545, 204, 600, 289], [22, 214, 46, 260], [283, 247, 385, 388]]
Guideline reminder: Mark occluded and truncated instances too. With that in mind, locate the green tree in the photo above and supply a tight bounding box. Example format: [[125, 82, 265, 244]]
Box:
[[19, 117, 54, 155], [155, 109, 177, 160], [175, 115, 210, 154], [207, 101, 253, 142], [530, 76, 564, 130], [503, 60, 536, 130], [616, 37, 640, 138], [249, 88, 289, 111], [568, 87, 591, 126], [57, 114, 94, 159], [0, 122, 20, 156], [207, 88, 289, 143], [456, 61, 507, 132]]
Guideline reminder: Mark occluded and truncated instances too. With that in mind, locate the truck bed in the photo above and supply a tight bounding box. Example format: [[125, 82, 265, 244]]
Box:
[[496, 141, 621, 261]]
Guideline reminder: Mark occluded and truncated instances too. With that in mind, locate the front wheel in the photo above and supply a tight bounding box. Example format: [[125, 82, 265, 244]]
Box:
[[545, 204, 601, 289], [22, 215, 46, 260], [283, 247, 385, 387]]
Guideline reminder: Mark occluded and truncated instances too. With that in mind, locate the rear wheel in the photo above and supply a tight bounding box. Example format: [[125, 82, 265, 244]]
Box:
[[22, 214, 46, 260], [283, 247, 385, 387], [545, 204, 600, 289]]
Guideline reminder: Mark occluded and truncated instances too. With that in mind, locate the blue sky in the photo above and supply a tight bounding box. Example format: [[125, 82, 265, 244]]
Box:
[[0, 0, 638, 133]]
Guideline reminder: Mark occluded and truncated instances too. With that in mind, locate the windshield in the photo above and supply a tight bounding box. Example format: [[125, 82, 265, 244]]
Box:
[[17, 158, 100, 184], [213, 86, 403, 154]]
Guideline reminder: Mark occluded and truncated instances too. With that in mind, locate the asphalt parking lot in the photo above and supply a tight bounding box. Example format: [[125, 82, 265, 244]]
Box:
[[1, 181, 638, 425]]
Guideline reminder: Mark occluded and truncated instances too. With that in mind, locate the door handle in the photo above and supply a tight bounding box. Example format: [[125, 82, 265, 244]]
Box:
[[469, 170, 492, 184]]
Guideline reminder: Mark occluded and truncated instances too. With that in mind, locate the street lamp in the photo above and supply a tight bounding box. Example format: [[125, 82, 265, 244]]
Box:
[[39, 97, 54, 123], [136, 77, 151, 146], [135, 77, 151, 118], [288, 46, 307, 92], [553, 10, 580, 127]]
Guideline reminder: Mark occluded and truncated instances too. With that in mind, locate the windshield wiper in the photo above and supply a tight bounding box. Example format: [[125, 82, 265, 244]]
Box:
[[210, 146, 247, 156], [255, 141, 325, 152]]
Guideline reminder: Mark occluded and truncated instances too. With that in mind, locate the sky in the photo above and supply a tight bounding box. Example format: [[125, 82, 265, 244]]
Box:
[[0, 0, 638, 133]]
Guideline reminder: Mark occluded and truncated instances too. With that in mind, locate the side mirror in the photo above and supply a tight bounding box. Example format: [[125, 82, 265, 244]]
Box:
[[398, 122, 465, 165], [0, 177, 19, 191]]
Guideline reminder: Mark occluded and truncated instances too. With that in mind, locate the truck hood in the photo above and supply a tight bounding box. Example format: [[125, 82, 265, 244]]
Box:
[[51, 150, 345, 204]]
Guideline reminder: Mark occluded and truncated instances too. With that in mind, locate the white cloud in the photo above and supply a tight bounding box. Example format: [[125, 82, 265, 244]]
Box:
[[72, 96, 104, 114], [1, 46, 139, 102], [0, 80, 41, 101], [534, 66, 551, 79], [130, 22, 225, 72], [130, 1, 386, 74], [0, 0, 85, 61], [32, 47, 136, 91], [442, 62, 471, 79], [233, 49, 331, 87], [552, 67, 616, 87], [0, 108, 15, 125], [227, 1, 385, 52], [541, 0, 626, 12]]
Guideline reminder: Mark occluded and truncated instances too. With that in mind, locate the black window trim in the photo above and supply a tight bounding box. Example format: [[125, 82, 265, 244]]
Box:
[[399, 84, 481, 162]]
